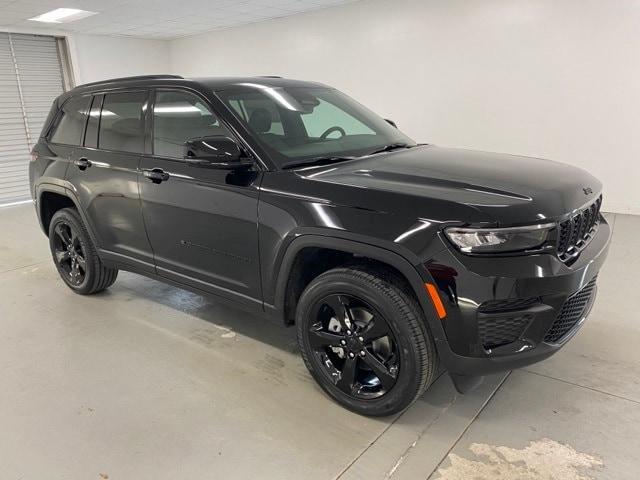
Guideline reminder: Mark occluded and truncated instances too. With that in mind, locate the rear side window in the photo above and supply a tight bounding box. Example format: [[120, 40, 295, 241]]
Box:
[[98, 91, 147, 153], [49, 96, 91, 145]]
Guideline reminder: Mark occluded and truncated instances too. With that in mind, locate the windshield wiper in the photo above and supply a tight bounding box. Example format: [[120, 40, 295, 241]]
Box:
[[282, 143, 415, 169], [282, 155, 358, 170], [368, 143, 414, 155]]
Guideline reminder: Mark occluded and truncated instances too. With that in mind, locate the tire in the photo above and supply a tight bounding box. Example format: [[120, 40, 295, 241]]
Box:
[[296, 266, 437, 416], [48, 207, 118, 295]]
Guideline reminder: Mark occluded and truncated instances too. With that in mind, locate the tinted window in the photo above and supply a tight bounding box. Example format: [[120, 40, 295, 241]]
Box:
[[84, 95, 102, 149], [40, 100, 60, 138], [218, 87, 415, 166], [153, 90, 231, 158], [98, 91, 147, 153], [49, 96, 91, 145]]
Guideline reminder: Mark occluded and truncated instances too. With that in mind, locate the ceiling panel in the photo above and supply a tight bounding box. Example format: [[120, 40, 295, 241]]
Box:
[[0, 0, 358, 39]]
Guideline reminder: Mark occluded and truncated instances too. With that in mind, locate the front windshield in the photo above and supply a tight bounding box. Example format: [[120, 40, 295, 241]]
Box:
[[217, 85, 415, 167]]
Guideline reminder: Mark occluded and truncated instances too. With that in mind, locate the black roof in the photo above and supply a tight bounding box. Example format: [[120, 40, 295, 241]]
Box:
[[76, 74, 184, 88], [196, 76, 328, 90], [67, 74, 328, 97]]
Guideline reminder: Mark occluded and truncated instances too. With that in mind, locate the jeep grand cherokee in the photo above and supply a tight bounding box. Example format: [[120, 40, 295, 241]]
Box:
[[30, 75, 610, 416]]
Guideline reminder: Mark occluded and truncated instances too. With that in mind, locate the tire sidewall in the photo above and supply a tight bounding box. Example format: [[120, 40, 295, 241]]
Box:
[[297, 272, 425, 416]]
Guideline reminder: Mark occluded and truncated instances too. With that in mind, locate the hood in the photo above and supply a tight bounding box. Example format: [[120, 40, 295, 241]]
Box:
[[297, 145, 602, 226]]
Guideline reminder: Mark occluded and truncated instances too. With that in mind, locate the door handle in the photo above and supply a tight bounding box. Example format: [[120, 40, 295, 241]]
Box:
[[143, 168, 170, 184], [74, 157, 92, 171]]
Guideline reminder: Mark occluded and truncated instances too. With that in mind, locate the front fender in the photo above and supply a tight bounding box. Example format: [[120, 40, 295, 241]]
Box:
[[266, 232, 448, 346]]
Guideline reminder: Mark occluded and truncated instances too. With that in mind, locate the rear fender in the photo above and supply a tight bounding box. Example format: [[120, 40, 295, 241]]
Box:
[[36, 181, 100, 249]]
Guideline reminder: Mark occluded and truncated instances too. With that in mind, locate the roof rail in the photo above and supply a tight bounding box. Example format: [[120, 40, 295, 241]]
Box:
[[77, 74, 184, 88], [256, 75, 283, 78]]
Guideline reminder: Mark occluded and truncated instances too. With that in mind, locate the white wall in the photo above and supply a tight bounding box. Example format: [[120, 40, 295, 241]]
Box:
[[169, 0, 640, 214], [68, 34, 170, 85]]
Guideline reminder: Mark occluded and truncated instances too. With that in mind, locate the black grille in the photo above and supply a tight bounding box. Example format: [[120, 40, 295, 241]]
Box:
[[544, 277, 597, 343], [557, 196, 602, 262], [478, 313, 534, 349]]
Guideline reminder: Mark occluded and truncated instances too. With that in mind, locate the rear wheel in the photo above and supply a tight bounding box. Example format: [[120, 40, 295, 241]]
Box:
[[296, 266, 437, 416], [49, 208, 118, 295]]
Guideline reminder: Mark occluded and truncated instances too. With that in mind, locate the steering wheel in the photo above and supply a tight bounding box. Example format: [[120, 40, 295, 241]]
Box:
[[320, 126, 346, 139]]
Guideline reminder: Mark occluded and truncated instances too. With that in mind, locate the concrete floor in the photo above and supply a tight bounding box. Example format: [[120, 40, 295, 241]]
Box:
[[0, 205, 638, 480]]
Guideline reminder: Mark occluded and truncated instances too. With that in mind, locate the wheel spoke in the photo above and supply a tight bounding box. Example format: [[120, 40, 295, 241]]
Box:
[[55, 250, 70, 264], [361, 317, 389, 343], [71, 262, 82, 284], [70, 230, 79, 248], [336, 356, 358, 394], [308, 328, 342, 350], [361, 351, 396, 390], [55, 224, 71, 245], [324, 295, 353, 330], [75, 254, 86, 271]]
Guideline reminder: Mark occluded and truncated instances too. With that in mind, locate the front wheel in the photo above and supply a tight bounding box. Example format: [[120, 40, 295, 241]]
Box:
[[49, 208, 118, 295], [296, 266, 437, 416]]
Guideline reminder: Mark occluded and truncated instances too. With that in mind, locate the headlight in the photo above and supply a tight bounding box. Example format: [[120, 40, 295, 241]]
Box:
[[444, 223, 555, 254]]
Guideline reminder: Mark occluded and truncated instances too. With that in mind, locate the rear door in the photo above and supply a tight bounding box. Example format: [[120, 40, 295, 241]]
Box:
[[139, 88, 263, 307], [42, 94, 90, 193], [65, 90, 154, 272]]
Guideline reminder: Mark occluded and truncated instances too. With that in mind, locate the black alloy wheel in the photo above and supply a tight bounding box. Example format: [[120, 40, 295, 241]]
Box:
[[308, 293, 399, 399], [48, 208, 118, 295], [297, 266, 437, 416], [52, 221, 87, 286]]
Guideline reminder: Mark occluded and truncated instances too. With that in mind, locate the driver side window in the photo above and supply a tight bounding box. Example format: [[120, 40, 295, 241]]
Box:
[[300, 99, 375, 139], [153, 90, 231, 159]]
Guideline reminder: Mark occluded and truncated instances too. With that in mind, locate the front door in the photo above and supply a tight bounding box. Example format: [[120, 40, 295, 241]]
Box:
[[139, 89, 263, 307]]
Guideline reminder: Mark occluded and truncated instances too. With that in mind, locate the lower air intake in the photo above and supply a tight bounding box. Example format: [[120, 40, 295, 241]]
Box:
[[544, 277, 597, 343]]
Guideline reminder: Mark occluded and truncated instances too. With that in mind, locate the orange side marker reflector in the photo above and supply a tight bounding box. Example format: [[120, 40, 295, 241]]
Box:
[[425, 283, 447, 319]]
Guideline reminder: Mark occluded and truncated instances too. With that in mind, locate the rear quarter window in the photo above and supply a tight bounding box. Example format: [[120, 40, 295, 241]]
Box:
[[49, 96, 91, 145], [40, 100, 61, 138]]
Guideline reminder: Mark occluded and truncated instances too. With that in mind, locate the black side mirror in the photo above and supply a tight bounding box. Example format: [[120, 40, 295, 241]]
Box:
[[184, 136, 252, 169], [385, 119, 398, 128]]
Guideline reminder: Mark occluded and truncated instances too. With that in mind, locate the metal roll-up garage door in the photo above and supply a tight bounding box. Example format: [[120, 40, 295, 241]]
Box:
[[0, 32, 68, 206]]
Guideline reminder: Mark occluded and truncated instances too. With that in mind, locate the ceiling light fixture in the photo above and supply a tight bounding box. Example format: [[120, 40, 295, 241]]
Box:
[[29, 8, 97, 24]]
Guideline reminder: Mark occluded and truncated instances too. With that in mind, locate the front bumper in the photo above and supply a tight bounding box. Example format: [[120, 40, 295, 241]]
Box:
[[423, 215, 611, 377]]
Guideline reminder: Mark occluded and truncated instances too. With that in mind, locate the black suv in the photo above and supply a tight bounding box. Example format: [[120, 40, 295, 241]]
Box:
[[30, 75, 610, 416]]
